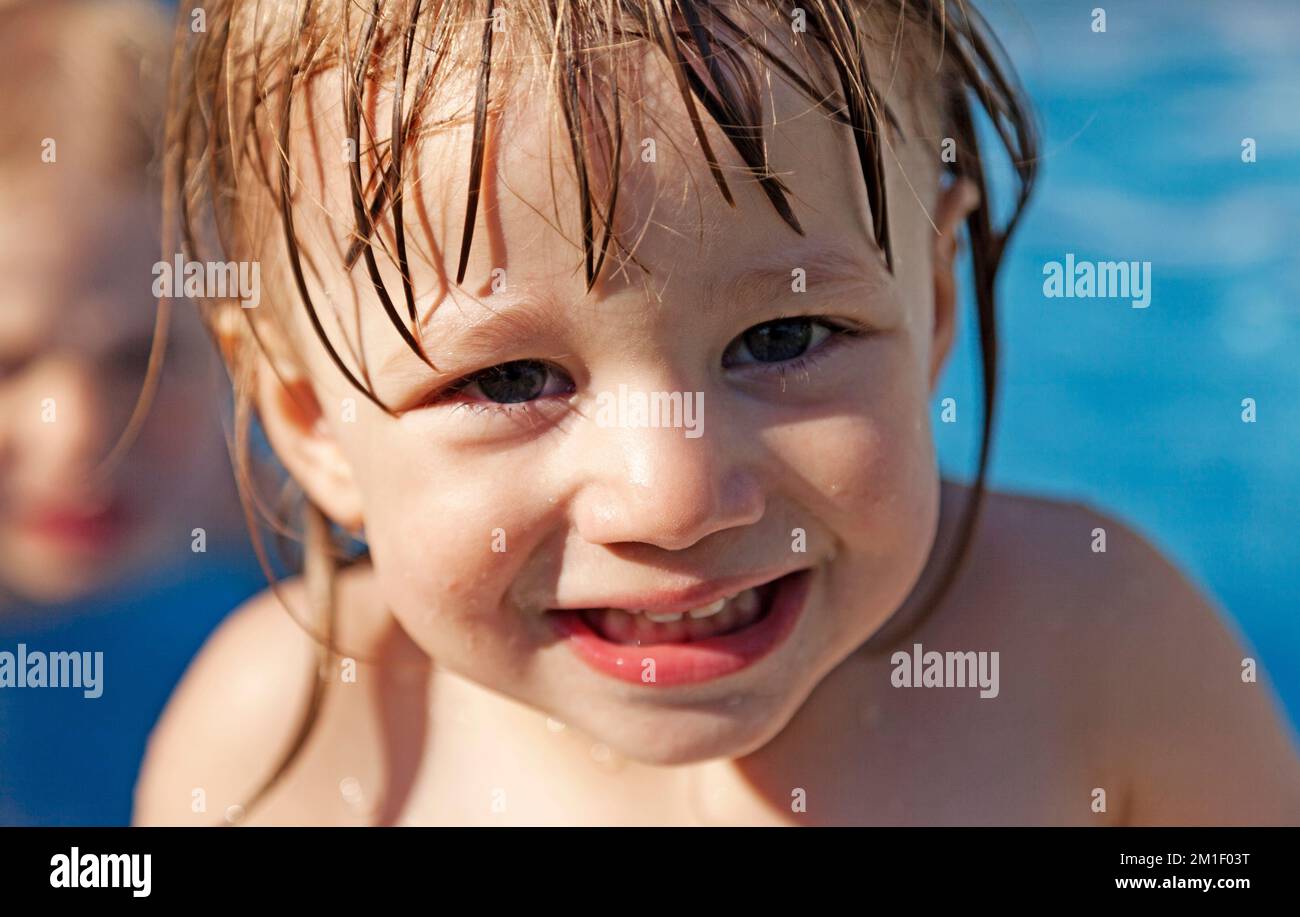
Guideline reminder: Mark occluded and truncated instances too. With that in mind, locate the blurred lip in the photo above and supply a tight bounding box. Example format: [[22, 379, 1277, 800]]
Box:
[[16, 497, 130, 550], [547, 567, 799, 616], [548, 568, 814, 686]]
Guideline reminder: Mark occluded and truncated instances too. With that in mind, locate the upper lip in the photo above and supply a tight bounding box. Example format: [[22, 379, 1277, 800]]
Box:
[[548, 567, 803, 615]]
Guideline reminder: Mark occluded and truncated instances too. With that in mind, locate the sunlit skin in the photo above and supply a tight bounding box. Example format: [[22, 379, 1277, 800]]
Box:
[[0, 178, 235, 607], [247, 47, 950, 759], [137, 40, 1300, 826]]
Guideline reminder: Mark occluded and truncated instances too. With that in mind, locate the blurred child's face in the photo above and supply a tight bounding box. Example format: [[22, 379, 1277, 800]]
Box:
[[0, 181, 221, 605], [269, 48, 961, 763]]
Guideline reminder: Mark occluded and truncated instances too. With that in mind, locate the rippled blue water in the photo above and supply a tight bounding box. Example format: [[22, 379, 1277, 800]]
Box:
[[934, 0, 1300, 731]]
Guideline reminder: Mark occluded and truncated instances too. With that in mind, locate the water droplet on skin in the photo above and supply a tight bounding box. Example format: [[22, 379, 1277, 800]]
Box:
[[546, 717, 566, 733], [340, 777, 364, 807], [626, 446, 653, 488], [224, 804, 245, 824], [685, 761, 742, 825]]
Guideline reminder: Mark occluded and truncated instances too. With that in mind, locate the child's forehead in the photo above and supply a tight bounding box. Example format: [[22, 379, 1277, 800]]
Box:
[[283, 28, 938, 307]]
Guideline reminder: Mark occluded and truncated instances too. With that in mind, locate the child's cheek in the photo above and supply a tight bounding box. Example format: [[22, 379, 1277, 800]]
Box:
[[766, 346, 938, 613], [350, 445, 549, 668], [795, 338, 934, 520], [772, 406, 935, 545]]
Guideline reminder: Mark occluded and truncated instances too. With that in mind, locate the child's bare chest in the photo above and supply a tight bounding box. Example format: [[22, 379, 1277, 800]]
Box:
[[379, 672, 1103, 827]]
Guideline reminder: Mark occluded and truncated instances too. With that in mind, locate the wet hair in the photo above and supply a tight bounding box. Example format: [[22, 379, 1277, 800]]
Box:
[[163, 0, 1036, 820]]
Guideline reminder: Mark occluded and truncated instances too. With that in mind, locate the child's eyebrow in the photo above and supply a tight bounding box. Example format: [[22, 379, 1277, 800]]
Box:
[[378, 295, 570, 381], [423, 298, 568, 364], [702, 244, 890, 313]]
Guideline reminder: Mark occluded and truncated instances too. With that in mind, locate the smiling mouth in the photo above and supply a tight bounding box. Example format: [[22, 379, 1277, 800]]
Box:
[[547, 570, 813, 686], [566, 575, 788, 646]]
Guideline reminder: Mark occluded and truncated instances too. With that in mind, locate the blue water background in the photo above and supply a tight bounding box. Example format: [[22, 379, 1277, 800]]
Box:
[[934, 0, 1299, 732]]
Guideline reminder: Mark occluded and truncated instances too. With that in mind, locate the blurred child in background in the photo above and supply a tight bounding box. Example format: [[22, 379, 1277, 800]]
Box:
[[0, 0, 261, 825]]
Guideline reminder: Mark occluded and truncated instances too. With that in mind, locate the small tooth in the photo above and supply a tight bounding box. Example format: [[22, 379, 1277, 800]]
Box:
[[687, 598, 727, 619], [732, 589, 759, 614], [645, 610, 684, 623]]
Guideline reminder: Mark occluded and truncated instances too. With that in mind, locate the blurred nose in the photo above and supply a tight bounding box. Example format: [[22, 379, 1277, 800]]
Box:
[[571, 400, 765, 551], [18, 357, 111, 481]]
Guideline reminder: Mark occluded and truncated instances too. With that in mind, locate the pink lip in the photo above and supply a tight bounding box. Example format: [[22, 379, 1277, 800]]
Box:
[[548, 569, 813, 687], [18, 499, 130, 551]]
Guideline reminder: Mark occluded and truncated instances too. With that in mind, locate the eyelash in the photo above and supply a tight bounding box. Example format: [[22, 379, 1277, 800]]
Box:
[[428, 316, 866, 419], [447, 399, 551, 421]]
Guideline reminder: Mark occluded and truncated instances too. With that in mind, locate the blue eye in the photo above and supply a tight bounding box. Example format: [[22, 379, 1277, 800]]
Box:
[[451, 359, 574, 405], [724, 317, 840, 368], [418, 315, 864, 420]]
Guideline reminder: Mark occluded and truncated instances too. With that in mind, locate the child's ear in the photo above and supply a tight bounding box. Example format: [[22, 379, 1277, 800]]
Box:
[[929, 177, 981, 389], [254, 350, 366, 532]]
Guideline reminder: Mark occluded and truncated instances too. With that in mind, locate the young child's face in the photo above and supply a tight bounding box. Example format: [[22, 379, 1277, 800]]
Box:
[[0, 180, 222, 605], [267, 46, 964, 763]]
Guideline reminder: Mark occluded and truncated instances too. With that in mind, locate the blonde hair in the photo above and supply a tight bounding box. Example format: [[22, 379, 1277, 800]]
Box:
[[163, 0, 1037, 819]]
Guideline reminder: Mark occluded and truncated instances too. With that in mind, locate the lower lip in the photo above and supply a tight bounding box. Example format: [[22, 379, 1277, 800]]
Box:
[[548, 570, 812, 687]]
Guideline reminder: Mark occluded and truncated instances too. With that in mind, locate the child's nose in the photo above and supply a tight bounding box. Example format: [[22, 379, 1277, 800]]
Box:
[[19, 357, 110, 475], [570, 421, 765, 551]]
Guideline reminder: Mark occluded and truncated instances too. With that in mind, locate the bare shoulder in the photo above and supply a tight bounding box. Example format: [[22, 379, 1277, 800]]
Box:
[[949, 486, 1300, 824], [132, 578, 318, 826], [133, 564, 427, 826]]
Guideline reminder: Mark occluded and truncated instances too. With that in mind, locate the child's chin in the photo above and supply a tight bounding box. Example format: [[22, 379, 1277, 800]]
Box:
[[568, 699, 799, 767]]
